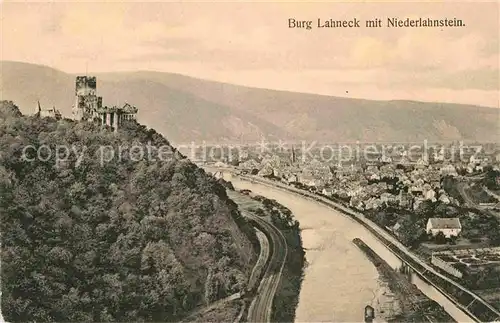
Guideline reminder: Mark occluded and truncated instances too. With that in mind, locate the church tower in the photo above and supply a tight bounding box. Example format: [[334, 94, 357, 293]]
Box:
[[35, 101, 41, 117], [291, 145, 296, 164]]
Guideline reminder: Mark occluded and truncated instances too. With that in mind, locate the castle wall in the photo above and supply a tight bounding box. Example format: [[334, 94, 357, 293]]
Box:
[[112, 113, 119, 130], [40, 110, 56, 119], [72, 76, 137, 130]]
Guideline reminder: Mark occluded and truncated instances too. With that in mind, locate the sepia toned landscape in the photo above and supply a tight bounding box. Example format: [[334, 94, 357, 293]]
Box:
[[1, 1, 499, 323]]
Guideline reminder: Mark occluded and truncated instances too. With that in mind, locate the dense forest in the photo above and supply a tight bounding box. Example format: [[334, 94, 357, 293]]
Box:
[[0, 101, 257, 322]]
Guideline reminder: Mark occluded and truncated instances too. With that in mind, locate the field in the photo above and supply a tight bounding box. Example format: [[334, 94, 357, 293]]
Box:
[[438, 247, 500, 261], [434, 247, 500, 270], [432, 247, 500, 311]]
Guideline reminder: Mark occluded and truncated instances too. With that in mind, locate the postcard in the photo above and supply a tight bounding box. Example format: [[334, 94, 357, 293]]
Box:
[[1, 1, 499, 322]]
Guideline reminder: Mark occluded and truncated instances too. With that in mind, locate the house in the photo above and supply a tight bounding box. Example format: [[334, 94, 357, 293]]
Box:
[[298, 173, 325, 187], [410, 185, 423, 196], [390, 222, 403, 238], [239, 149, 249, 160], [398, 191, 413, 209], [415, 157, 429, 169], [438, 193, 451, 204], [365, 197, 382, 210], [35, 101, 62, 120], [322, 188, 333, 197], [214, 161, 228, 168], [434, 147, 446, 162], [285, 174, 298, 183], [440, 164, 458, 177], [469, 155, 481, 165], [426, 218, 462, 238], [380, 192, 397, 204], [423, 187, 437, 202], [238, 158, 260, 170], [380, 155, 392, 163], [430, 180, 441, 189]]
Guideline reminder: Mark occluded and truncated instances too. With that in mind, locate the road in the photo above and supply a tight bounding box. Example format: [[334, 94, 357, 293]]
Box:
[[234, 173, 500, 322], [483, 187, 500, 201], [457, 182, 485, 210], [179, 292, 242, 322], [457, 181, 500, 217], [179, 199, 284, 323], [205, 166, 290, 322], [459, 174, 486, 181], [243, 210, 288, 323], [246, 229, 270, 292]]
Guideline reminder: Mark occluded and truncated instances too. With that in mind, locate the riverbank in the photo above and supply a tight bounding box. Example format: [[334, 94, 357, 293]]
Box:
[[230, 177, 394, 322], [236, 174, 500, 322], [227, 189, 306, 322], [353, 238, 456, 322], [252, 194, 306, 323]]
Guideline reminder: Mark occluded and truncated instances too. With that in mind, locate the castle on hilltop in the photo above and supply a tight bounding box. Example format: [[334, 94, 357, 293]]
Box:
[[71, 76, 138, 131]]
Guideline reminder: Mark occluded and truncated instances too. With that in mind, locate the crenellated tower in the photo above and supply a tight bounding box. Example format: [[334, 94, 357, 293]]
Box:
[[71, 76, 138, 131], [72, 76, 103, 121]]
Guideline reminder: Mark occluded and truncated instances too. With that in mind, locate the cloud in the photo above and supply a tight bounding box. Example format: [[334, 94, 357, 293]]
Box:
[[1, 1, 498, 106]]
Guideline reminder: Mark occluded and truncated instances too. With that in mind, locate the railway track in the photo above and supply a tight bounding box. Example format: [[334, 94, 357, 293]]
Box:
[[244, 211, 288, 323], [234, 173, 500, 322]]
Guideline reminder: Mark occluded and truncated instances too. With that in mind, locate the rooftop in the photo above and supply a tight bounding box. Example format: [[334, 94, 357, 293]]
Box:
[[428, 217, 462, 229]]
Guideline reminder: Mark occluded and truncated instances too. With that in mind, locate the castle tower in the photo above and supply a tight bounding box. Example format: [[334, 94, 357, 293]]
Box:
[[70, 75, 138, 130], [72, 76, 102, 121]]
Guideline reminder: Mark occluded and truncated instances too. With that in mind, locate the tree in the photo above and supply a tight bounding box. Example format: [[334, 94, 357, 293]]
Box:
[[254, 208, 266, 217], [1, 110, 257, 322], [415, 200, 435, 217], [434, 231, 447, 244], [229, 158, 240, 167], [397, 215, 426, 247], [448, 235, 458, 245], [374, 211, 389, 227], [484, 168, 500, 189]]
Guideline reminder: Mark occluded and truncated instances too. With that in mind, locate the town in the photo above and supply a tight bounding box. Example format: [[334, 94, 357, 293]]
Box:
[[202, 141, 500, 309], [2, 1, 498, 323]]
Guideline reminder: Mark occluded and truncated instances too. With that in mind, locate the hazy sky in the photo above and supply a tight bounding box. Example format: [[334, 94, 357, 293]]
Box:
[[1, 1, 499, 107]]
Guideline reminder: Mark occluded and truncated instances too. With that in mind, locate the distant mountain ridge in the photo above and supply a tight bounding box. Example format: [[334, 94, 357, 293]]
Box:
[[1, 61, 498, 143]]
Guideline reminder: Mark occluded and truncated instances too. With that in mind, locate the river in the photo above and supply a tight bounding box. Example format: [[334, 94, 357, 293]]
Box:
[[229, 176, 473, 323]]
